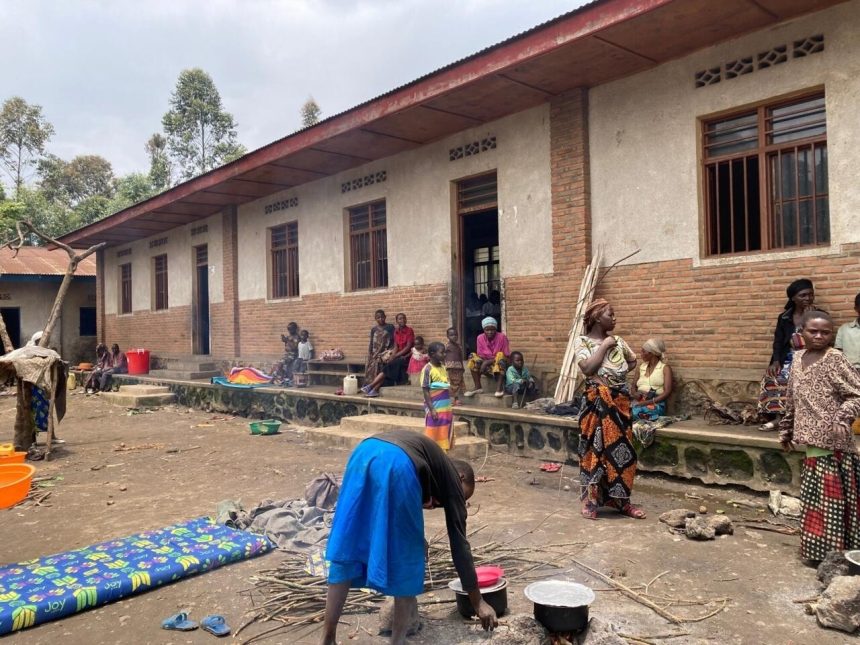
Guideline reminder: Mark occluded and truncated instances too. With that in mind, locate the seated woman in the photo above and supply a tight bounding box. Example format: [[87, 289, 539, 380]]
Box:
[[273, 322, 301, 386], [631, 339, 673, 421], [505, 351, 537, 409], [360, 310, 395, 397], [465, 317, 510, 398], [99, 344, 128, 392], [362, 313, 413, 397], [759, 278, 820, 431], [85, 343, 111, 394]]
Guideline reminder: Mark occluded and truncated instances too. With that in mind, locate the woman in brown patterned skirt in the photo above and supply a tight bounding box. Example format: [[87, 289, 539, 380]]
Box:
[[575, 299, 645, 520], [779, 310, 860, 561]]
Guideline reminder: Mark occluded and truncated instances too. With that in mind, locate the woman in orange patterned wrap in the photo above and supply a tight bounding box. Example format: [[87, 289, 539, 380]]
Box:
[[575, 299, 645, 521]]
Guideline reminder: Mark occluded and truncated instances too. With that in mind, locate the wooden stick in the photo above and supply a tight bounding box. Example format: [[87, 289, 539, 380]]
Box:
[[570, 558, 683, 624]]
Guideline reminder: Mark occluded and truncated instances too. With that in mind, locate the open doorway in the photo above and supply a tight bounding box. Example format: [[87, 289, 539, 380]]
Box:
[[455, 172, 499, 354], [0, 308, 21, 349], [192, 245, 210, 355]]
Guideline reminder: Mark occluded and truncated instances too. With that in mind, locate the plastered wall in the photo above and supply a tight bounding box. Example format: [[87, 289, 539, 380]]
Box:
[[589, 0, 860, 266], [235, 104, 552, 301], [103, 212, 224, 315]]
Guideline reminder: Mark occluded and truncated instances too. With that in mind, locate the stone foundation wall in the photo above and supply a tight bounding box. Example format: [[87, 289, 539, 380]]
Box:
[[115, 375, 802, 493]]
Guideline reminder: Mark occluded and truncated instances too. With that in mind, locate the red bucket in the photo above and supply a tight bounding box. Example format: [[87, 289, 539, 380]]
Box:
[[127, 349, 151, 375]]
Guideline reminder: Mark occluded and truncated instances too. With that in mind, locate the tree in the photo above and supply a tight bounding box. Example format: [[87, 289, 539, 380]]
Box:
[[38, 154, 115, 208], [145, 133, 172, 191], [0, 97, 54, 196], [300, 97, 322, 128], [162, 69, 245, 180]]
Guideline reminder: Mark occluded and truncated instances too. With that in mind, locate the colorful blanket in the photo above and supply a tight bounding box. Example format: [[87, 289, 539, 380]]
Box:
[[226, 366, 273, 385], [0, 516, 271, 635]]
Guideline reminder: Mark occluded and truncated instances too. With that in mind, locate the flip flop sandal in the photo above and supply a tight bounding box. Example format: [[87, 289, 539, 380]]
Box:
[[581, 503, 598, 520], [162, 612, 198, 631], [365, 389, 380, 398], [540, 462, 562, 472], [494, 391, 505, 398], [200, 614, 231, 637], [619, 503, 647, 519], [758, 421, 778, 432]]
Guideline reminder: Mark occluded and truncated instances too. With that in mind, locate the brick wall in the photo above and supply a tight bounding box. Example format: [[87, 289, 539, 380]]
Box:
[[235, 283, 451, 361], [103, 306, 191, 354], [501, 88, 593, 381], [211, 207, 240, 356], [595, 246, 860, 372]]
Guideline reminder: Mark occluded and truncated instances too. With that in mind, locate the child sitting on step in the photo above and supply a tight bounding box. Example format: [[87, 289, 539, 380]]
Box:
[[505, 351, 537, 409], [407, 336, 430, 385]]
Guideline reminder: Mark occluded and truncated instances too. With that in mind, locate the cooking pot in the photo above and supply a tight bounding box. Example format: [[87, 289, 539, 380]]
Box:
[[448, 577, 508, 618], [524, 580, 595, 633], [846, 550, 860, 575]]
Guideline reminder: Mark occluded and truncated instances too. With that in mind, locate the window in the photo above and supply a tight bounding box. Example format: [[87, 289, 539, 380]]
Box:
[[119, 263, 132, 314], [79, 307, 97, 336], [703, 93, 828, 255], [348, 201, 388, 290], [269, 222, 299, 298], [153, 254, 168, 311]]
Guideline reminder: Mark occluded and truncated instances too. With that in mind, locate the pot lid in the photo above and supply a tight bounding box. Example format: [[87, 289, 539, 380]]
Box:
[[448, 577, 507, 594], [524, 580, 595, 607]]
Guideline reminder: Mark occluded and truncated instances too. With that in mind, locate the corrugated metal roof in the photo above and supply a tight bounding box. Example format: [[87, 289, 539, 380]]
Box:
[[0, 247, 96, 277]]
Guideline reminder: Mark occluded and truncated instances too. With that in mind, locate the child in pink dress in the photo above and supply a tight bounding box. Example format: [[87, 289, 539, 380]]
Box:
[[407, 336, 430, 384]]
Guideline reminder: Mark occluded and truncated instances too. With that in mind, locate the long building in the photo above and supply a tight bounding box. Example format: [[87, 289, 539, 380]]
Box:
[[58, 0, 860, 407]]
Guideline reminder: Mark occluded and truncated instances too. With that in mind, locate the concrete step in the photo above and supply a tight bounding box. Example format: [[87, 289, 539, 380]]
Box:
[[475, 392, 514, 408], [304, 421, 487, 460], [154, 356, 220, 372], [377, 385, 424, 401], [101, 384, 176, 407], [340, 413, 469, 438], [148, 369, 220, 381]]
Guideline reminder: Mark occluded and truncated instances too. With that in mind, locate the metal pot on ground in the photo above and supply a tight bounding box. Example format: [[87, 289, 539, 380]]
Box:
[[524, 580, 595, 634]]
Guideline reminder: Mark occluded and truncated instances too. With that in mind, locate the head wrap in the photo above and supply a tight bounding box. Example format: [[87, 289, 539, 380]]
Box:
[[481, 316, 498, 330], [26, 331, 43, 347], [583, 299, 611, 331], [642, 338, 666, 360], [785, 278, 814, 310]]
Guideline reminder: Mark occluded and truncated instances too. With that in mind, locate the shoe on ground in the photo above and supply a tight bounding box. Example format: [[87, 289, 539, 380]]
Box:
[[511, 402, 519, 409], [464, 388, 482, 397], [494, 391, 505, 398]]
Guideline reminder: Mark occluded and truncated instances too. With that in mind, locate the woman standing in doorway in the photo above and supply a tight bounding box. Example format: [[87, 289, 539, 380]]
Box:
[[575, 299, 644, 520], [780, 311, 860, 561]]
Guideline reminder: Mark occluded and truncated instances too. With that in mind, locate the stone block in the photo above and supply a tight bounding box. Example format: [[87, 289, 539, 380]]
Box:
[[759, 450, 793, 484], [684, 447, 708, 475], [639, 438, 679, 467], [340, 413, 469, 438], [711, 449, 754, 480]]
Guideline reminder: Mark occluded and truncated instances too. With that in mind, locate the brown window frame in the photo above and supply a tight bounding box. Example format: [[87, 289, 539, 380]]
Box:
[[702, 92, 828, 257], [152, 254, 168, 311], [348, 200, 388, 291], [269, 222, 299, 299], [119, 263, 132, 315]]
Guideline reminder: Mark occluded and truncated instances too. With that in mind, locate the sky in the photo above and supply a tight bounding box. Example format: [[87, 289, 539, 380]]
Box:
[[2, 0, 589, 180]]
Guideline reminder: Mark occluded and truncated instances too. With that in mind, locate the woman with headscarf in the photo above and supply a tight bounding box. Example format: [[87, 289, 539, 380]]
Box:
[[85, 343, 111, 394], [759, 278, 820, 431], [464, 316, 510, 398], [575, 299, 644, 520], [631, 338, 673, 421]]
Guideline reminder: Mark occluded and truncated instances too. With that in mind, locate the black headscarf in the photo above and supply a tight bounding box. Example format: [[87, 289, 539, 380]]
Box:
[[785, 278, 813, 310]]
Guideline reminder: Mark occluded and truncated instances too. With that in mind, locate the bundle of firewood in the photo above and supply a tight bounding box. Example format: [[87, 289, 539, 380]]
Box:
[[553, 249, 603, 404]]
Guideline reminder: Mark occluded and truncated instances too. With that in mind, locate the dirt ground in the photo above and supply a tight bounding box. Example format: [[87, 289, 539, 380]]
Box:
[[0, 392, 847, 645]]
